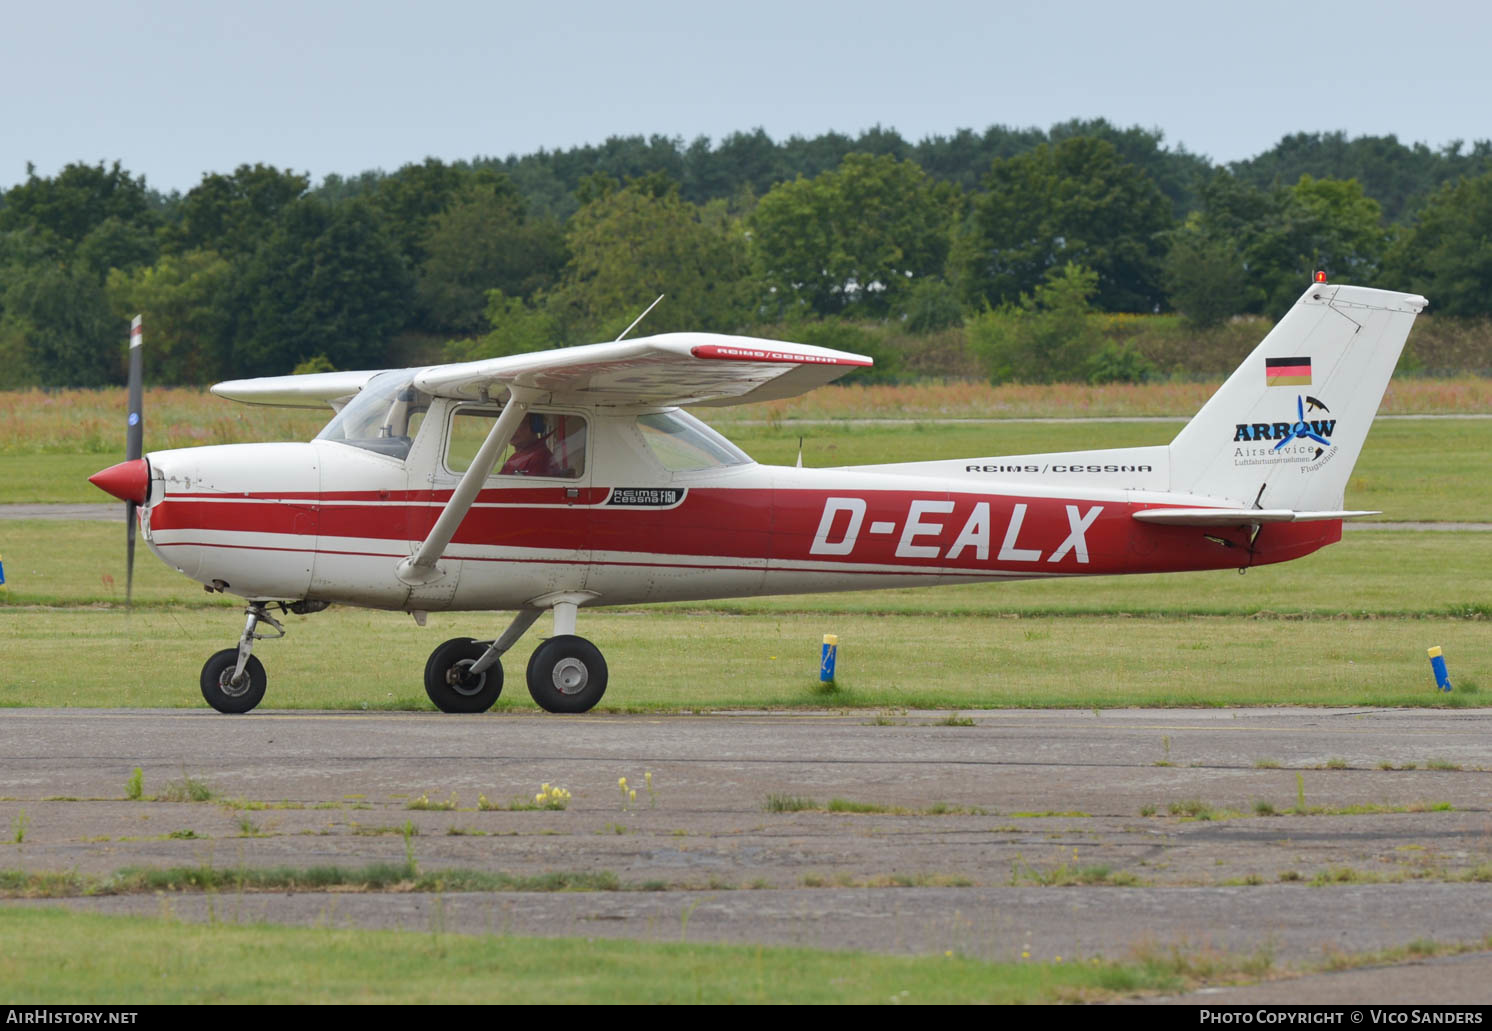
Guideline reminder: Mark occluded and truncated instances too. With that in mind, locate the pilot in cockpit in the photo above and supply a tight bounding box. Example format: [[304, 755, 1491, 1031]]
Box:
[[501, 413, 567, 478]]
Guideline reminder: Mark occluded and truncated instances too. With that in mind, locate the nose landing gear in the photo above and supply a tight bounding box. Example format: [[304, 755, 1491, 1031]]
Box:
[[200, 602, 284, 713]]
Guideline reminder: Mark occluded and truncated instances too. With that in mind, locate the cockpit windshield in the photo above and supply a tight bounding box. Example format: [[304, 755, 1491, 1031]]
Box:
[[315, 371, 431, 460]]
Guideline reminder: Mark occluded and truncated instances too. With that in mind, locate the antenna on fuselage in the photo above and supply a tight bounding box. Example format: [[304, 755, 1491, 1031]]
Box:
[[615, 294, 665, 342]]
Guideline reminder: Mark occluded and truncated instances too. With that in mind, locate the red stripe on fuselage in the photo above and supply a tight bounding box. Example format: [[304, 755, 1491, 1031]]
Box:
[[148, 488, 1339, 575]]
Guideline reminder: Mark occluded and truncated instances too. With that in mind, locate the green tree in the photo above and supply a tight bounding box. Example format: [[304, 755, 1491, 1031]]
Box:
[[448, 290, 565, 361], [750, 154, 958, 317], [76, 216, 159, 280], [0, 161, 159, 257], [957, 138, 1173, 313], [234, 199, 414, 374], [902, 277, 964, 333], [1386, 169, 1492, 316], [1247, 175, 1388, 312], [416, 185, 567, 334], [1047, 118, 1210, 218], [172, 164, 310, 258], [546, 178, 750, 339], [106, 249, 235, 383], [0, 162, 160, 385], [1162, 218, 1254, 328], [1231, 131, 1492, 224], [684, 129, 785, 201], [1, 264, 121, 386], [1163, 172, 1388, 319], [966, 263, 1107, 384], [369, 159, 512, 268]]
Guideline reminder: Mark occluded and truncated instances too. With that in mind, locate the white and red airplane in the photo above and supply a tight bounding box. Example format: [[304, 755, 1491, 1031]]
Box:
[[89, 281, 1426, 714]]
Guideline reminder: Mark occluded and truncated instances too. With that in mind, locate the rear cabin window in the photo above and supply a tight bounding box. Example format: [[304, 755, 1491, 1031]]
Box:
[[636, 411, 751, 472], [447, 410, 586, 479]]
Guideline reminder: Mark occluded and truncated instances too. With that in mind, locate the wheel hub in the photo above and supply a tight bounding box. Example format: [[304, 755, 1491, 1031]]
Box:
[[218, 670, 252, 697], [446, 660, 486, 696], [551, 657, 589, 695]]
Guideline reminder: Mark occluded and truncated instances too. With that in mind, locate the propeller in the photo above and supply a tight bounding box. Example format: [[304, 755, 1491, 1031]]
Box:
[[124, 315, 144, 607], [88, 315, 146, 609]]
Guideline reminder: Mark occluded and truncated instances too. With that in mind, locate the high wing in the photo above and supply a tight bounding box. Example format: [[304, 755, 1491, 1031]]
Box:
[[211, 369, 385, 409], [211, 332, 872, 412], [206, 332, 871, 588], [412, 332, 871, 407]]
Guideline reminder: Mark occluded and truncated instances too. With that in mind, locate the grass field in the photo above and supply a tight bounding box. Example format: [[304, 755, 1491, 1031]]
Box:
[[0, 906, 1189, 1004], [3, 604, 1483, 710], [8, 905, 1481, 1003]]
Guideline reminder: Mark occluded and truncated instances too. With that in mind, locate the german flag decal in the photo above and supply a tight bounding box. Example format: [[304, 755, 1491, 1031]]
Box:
[[1265, 356, 1311, 386]]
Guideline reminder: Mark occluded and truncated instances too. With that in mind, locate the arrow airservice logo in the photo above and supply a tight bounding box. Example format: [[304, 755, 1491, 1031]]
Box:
[[1232, 395, 1337, 467]]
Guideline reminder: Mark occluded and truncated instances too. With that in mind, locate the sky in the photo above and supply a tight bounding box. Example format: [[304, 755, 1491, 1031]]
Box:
[[4, 0, 1490, 195]]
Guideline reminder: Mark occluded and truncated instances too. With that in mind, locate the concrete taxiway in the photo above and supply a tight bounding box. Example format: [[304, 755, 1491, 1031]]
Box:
[[2, 706, 1489, 1002]]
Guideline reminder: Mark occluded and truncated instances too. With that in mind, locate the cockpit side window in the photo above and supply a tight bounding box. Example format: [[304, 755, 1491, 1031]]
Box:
[[447, 409, 586, 480], [315, 371, 429, 461]]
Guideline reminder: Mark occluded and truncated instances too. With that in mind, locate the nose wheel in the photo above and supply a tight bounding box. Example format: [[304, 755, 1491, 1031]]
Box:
[[200, 650, 267, 714], [200, 602, 284, 713]]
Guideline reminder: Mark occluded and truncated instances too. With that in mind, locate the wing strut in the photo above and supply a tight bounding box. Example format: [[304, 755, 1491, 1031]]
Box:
[[396, 388, 535, 586]]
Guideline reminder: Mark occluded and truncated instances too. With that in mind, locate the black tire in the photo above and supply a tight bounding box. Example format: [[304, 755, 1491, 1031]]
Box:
[[200, 648, 267, 714], [424, 637, 503, 713], [526, 635, 608, 714]]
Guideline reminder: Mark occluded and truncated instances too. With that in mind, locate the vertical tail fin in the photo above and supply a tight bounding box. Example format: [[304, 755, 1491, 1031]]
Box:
[[1169, 283, 1427, 510]]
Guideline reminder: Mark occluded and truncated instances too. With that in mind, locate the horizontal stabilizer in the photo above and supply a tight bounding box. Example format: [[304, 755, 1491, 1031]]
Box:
[[1133, 508, 1379, 526]]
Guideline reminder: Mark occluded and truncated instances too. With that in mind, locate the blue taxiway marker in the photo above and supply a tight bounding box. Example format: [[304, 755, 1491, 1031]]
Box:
[[1428, 646, 1452, 692]]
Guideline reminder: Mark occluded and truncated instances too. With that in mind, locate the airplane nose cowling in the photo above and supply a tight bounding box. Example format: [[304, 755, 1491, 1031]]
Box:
[[89, 458, 150, 505]]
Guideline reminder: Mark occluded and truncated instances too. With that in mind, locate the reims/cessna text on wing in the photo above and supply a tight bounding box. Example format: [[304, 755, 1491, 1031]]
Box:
[[89, 281, 1427, 715]]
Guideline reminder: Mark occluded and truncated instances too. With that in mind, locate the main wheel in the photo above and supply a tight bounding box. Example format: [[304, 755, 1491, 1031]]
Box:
[[200, 649, 267, 714], [424, 637, 503, 713], [526, 635, 608, 714]]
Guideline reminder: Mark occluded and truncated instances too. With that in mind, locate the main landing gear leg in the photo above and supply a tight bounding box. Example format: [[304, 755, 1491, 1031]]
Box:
[[422, 608, 541, 714], [200, 603, 284, 714], [525, 600, 609, 715]]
